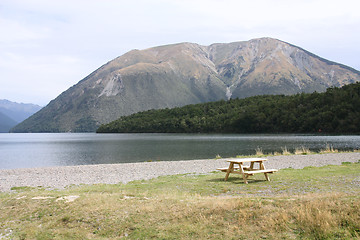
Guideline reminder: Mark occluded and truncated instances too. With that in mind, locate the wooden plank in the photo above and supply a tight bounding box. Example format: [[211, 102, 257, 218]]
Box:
[[259, 161, 270, 181], [264, 173, 270, 181], [260, 162, 265, 170], [244, 169, 278, 174], [217, 166, 251, 172], [250, 161, 255, 170], [226, 158, 268, 163], [217, 167, 239, 171], [237, 163, 248, 184], [224, 162, 234, 181]]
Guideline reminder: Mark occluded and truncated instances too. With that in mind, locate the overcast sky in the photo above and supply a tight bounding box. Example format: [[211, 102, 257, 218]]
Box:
[[1, 0, 359, 106]]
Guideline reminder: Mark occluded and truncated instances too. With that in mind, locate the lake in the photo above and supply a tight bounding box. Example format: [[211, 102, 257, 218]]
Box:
[[0, 133, 359, 169]]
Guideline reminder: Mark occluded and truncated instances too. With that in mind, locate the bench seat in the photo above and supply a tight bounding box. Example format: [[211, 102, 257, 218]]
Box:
[[244, 169, 278, 174], [217, 168, 278, 176], [217, 167, 252, 172]]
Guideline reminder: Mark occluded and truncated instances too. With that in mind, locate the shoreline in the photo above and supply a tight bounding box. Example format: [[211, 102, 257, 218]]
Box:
[[1, 152, 359, 192]]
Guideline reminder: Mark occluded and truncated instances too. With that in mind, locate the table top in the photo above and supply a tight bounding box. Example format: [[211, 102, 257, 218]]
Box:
[[225, 158, 268, 163]]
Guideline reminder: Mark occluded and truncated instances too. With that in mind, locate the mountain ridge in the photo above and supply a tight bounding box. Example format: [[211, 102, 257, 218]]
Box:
[[0, 99, 42, 122], [0, 99, 42, 132], [0, 111, 17, 133], [279, 39, 360, 75], [11, 38, 360, 132]]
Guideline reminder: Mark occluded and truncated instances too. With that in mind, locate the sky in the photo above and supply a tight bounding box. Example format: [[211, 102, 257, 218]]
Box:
[[1, 0, 359, 106]]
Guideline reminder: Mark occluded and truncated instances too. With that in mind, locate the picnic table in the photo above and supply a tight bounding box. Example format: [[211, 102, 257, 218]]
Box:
[[217, 158, 278, 184]]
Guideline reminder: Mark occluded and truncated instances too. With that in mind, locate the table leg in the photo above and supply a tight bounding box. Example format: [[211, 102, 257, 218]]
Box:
[[225, 162, 234, 181], [260, 162, 270, 181], [250, 162, 255, 170], [239, 163, 248, 184]]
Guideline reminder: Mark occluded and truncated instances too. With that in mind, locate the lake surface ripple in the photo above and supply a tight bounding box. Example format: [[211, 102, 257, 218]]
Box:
[[0, 133, 359, 169]]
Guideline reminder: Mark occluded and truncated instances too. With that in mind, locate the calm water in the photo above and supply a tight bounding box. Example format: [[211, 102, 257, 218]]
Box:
[[0, 133, 359, 169]]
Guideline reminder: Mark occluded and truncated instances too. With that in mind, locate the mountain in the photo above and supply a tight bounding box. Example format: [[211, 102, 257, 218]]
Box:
[[0, 99, 42, 132], [0, 111, 17, 133], [11, 38, 360, 132], [97, 82, 360, 134], [0, 99, 42, 123]]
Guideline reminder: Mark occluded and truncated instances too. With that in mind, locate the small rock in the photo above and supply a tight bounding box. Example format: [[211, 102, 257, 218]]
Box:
[[32, 196, 55, 200], [56, 195, 79, 203]]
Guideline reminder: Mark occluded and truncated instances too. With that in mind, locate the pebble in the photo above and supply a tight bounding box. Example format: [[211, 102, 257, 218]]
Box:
[[0, 152, 359, 192]]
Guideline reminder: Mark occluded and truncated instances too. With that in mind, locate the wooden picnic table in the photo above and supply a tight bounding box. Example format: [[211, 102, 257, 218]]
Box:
[[217, 158, 278, 184]]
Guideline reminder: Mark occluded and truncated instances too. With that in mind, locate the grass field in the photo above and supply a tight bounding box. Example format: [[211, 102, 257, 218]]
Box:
[[1, 161, 359, 239]]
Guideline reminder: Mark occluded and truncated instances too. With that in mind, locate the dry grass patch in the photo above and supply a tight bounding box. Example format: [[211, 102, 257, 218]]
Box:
[[255, 147, 264, 156], [320, 144, 339, 154], [281, 146, 291, 155], [0, 163, 360, 239], [235, 146, 359, 158], [294, 146, 314, 155]]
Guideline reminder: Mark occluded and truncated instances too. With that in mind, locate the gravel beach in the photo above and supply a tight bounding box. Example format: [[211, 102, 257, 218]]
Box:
[[1, 152, 359, 192]]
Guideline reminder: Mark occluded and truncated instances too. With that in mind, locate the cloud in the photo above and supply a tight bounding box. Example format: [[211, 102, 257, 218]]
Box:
[[0, 51, 90, 105], [1, 0, 359, 105]]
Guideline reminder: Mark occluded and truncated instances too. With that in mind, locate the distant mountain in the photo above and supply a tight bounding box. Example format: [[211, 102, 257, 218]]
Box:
[[0, 100, 42, 132], [0, 111, 17, 133], [11, 38, 360, 132], [0, 99, 42, 123]]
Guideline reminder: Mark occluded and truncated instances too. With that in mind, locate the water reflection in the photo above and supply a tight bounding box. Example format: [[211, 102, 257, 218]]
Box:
[[0, 133, 359, 169]]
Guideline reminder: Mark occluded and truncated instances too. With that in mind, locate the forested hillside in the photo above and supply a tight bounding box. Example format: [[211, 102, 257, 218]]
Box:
[[97, 82, 360, 134]]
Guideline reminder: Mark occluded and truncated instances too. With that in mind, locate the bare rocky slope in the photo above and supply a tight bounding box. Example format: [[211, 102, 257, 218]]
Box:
[[11, 38, 360, 132]]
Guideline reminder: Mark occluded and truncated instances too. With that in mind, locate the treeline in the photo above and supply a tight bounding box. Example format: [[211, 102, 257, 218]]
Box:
[[97, 82, 360, 134]]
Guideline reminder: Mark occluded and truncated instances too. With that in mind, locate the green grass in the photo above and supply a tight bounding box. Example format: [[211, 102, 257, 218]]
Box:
[[1, 162, 360, 239]]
